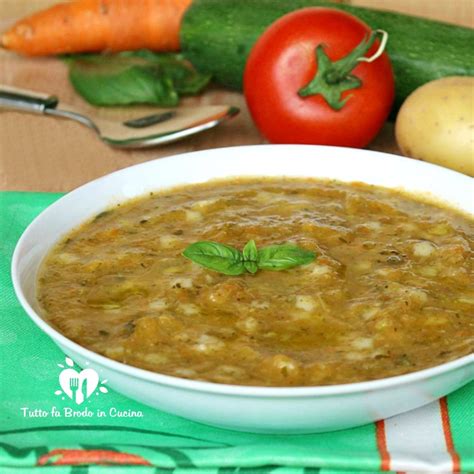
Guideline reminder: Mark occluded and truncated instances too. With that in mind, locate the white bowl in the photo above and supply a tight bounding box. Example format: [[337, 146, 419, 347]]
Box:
[[12, 145, 474, 433]]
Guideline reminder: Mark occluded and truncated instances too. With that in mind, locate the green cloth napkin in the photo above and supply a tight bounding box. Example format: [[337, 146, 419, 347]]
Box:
[[1, 191, 472, 474]]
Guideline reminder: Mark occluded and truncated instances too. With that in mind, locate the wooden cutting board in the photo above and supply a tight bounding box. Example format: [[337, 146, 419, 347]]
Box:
[[0, 0, 471, 192]]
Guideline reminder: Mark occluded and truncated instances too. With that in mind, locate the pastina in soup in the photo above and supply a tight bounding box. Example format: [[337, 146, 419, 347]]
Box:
[[37, 178, 474, 386]]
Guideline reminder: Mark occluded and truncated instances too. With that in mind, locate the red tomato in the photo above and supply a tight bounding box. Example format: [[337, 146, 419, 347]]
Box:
[[243, 8, 395, 148]]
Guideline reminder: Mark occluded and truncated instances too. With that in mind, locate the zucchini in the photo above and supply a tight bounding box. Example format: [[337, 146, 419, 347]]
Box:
[[181, 0, 474, 109]]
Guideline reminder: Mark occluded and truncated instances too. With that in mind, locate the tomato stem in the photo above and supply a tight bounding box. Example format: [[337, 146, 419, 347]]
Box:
[[298, 30, 387, 110]]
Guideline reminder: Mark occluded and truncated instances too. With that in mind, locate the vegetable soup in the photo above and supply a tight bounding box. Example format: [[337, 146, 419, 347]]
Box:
[[37, 178, 474, 386]]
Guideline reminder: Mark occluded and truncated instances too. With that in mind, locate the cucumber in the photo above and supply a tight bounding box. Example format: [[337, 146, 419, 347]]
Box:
[[181, 0, 474, 109]]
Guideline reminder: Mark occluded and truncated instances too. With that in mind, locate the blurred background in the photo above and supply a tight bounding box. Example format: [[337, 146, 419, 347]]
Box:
[[0, 0, 472, 191]]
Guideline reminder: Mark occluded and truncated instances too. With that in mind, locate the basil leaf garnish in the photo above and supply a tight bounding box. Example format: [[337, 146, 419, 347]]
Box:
[[242, 240, 258, 274], [182, 241, 245, 276], [243, 239, 258, 261], [183, 240, 315, 275], [257, 244, 316, 270], [243, 261, 258, 274]]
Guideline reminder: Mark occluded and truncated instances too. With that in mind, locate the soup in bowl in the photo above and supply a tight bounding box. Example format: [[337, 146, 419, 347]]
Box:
[[12, 145, 474, 433]]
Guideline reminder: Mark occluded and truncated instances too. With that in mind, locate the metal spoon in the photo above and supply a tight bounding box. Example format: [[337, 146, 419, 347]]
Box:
[[0, 85, 239, 148]]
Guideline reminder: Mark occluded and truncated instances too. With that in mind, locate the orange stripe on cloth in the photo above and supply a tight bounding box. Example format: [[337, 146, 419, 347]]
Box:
[[376, 420, 391, 471], [439, 397, 461, 472], [384, 401, 454, 471]]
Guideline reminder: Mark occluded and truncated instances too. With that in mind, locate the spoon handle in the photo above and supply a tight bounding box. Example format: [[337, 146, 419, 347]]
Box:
[[0, 85, 58, 114]]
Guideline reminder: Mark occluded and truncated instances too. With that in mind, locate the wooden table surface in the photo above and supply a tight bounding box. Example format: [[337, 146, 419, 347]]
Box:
[[0, 0, 471, 192]]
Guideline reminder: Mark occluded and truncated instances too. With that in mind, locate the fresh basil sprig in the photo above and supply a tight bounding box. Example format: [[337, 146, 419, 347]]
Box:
[[182, 240, 315, 276], [66, 51, 211, 107], [182, 241, 245, 276]]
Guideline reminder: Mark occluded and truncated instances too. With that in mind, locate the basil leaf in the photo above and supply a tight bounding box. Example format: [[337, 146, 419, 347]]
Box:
[[183, 240, 315, 275], [244, 261, 258, 274], [70, 59, 178, 106], [257, 244, 315, 271], [182, 241, 245, 276], [67, 51, 211, 106], [243, 240, 258, 261], [242, 240, 258, 274], [120, 51, 212, 95]]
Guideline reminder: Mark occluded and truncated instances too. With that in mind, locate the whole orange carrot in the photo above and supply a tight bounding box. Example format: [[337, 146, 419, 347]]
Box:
[[1, 0, 193, 56]]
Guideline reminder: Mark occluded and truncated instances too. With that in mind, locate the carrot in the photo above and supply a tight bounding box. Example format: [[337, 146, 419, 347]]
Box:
[[37, 448, 151, 466], [1, 0, 193, 56]]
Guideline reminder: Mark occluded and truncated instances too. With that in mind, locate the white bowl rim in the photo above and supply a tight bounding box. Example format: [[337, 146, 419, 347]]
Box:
[[11, 144, 474, 398]]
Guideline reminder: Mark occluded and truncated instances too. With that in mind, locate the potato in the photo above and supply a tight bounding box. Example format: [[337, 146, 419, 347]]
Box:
[[395, 76, 474, 177]]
